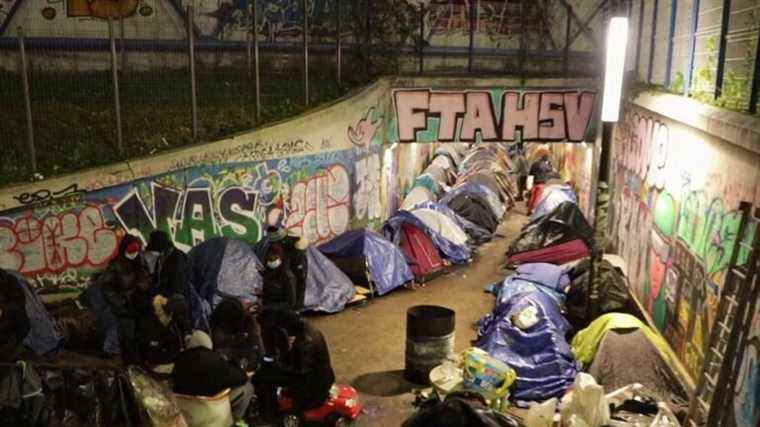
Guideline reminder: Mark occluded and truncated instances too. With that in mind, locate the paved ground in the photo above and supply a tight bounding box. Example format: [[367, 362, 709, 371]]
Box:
[[309, 205, 528, 426]]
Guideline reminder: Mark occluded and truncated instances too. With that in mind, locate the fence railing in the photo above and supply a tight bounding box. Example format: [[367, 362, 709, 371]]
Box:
[[0, 0, 603, 186], [629, 0, 760, 114]]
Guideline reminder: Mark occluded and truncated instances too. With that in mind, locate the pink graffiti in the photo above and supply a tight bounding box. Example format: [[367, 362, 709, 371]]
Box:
[[0, 206, 118, 275], [285, 165, 350, 244], [348, 108, 383, 147]]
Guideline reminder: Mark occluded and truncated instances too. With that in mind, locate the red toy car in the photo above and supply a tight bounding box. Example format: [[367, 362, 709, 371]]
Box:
[[278, 384, 362, 427]]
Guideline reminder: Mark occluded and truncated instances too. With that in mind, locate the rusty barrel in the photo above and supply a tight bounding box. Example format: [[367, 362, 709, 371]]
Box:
[[404, 305, 455, 385]]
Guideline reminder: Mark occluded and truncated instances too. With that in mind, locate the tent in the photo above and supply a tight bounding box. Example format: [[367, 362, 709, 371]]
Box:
[[422, 163, 451, 187], [6, 271, 63, 356], [530, 184, 577, 221], [460, 172, 507, 202], [318, 229, 413, 296], [301, 246, 357, 313], [410, 208, 470, 247], [475, 291, 579, 402], [407, 200, 492, 244], [434, 145, 463, 168], [413, 174, 441, 196], [441, 182, 505, 220], [185, 238, 263, 329], [401, 186, 435, 211], [397, 223, 446, 281], [445, 191, 500, 234], [431, 154, 455, 172], [383, 210, 471, 264], [506, 202, 592, 266], [491, 263, 570, 307]]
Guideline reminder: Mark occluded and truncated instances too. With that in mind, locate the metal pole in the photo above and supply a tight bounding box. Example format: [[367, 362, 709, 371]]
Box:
[[253, 0, 260, 123], [749, 23, 760, 114], [564, 3, 572, 74], [419, 3, 424, 74], [303, 0, 309, 107], [634, 0, 644, 77], [187, 6, 198, 139], [685, 0, 701, 96], [119, 16, 126, 72], [17, 27, 36, 173], [665, 0, 677, 87], [108, 18, 123, 155], [365, 0, 371, 76], [647, 0, 658, 84], [468, 0, 475, 73], [519, 0, 526, 76], [336, 0, 342, 88], [247, 25, 252, 79], [714, 0, 732, 99]]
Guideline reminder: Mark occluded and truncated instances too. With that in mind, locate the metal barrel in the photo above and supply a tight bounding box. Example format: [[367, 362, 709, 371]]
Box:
[[404, 305, 455, 385]]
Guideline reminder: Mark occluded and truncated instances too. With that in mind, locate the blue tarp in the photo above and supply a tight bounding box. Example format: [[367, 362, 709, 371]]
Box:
[[408, 201, 492, 244], [493, 277, 566, 307], [531, 185, 577, 221], [303, 246, 356, 313], [383, 210, 471, 265], [440, 182, 505, 220], [318, 229, 413, 296], [8, 272, 63, 356], [476, 291, 579, 403], [186, 238, 263, 330]]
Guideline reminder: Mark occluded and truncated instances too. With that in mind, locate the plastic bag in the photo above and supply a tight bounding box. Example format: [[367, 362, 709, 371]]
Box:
[[461, 348, 516, 400], [525, 398, 557, 427], [126, 366, 187, 427], [559, 373, 610, 427]]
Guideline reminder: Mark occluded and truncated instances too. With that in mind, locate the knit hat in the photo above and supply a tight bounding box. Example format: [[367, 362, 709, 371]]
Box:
[[186, 331, 213, 350], [124, 240, 141, 260]]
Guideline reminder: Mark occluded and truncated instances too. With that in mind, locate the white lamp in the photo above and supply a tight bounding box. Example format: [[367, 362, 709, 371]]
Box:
[[601, 17, 629, 122]]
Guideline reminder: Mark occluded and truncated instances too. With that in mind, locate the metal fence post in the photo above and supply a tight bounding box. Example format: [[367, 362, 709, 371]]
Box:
[[336, 0, 342, 88], [685, 0, 701, 96], [247, 26, 252, 79], [365, 0, 371, 76], [303, 0, 309, 107], [187, 6, 198, 139], [17, 26, 36, 173], [749, 24, 760, 114], [714, 0, 732, 99], [108, 18, 124, 155], [635, 0, 644, 78], [647, 0, 658, 84], [419, 3, 424, 74], [519, 0, 526, 76], [564, 3, 571, 75], [665, 0, 677, 87], [253, 0, 261, 123], [468, 0, 475, 73], [119, 16, 126, 72]]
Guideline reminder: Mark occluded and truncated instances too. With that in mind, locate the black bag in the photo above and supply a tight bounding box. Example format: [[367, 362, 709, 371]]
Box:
[[402, 391, 520, 427], [566, 258, 637, 330]]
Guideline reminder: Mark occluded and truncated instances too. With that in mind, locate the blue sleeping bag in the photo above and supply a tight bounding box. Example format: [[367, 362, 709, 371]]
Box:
[[475, 291, 579, 403]]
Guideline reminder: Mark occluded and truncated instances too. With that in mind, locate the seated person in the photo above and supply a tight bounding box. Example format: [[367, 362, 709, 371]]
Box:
[[0, 269, 30, 362], [260, 243, 297, 310], [253, 309, 335, 422], [135, 294, 190, 374], [210, 297, 263, 372], [173, 331, 254, 421], [144, 230, 187, 298]]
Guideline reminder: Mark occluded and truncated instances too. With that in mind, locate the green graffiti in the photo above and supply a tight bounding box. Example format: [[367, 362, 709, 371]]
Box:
[[175, 189, 217, 248], [653, 191, 677, 237]]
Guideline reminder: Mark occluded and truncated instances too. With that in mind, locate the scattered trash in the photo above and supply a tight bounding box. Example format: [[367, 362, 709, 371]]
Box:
[[524, 398, 557, 427], [559, 373, 610, 427]]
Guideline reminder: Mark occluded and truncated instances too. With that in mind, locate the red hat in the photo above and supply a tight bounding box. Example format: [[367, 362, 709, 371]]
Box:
[[124, 240, 141, 260]]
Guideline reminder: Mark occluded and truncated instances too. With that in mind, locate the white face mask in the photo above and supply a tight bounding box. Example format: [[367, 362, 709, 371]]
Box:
[[267, 259, 282, 269], [125, 251, 138, 260]]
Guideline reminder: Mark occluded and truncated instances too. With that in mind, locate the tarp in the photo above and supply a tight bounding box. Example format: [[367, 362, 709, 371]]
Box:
[[434, 145, 463, 167], [422, 164, 450, 186], [431, 154, 455, 172], [461, 173, 506, 202], [530, 184, 577, 221], [383, 210, 471, 264], [491, 263, 570, 306], [410, 208, 470, 247], [441, 182, 505, 220], [507, 202, 593, 256], [302, 246, 356, 313], [186, 238, 263, 329], [8, 271, 63, 356], [475, 291, 579, 402], [413, 174, 441, 196], [408, 201, 491, 245], [401, 186, 435, 211], [318, 229, 413, 296]]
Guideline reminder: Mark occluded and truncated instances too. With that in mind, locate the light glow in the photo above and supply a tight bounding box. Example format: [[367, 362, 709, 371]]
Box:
[[601, 17, 629, 122]]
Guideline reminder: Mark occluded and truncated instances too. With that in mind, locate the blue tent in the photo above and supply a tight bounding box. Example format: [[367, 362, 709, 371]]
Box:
[[440, 182, 505, 220], [413, 174, 441, 196], [185, 238, 263, 329], [382, 210, 471, 265], [531, 184, 578, 221], [318, 229, 413, 296], [475, 291, 579, 403], [408, 200, 491, 244], [302, 246, 356, 313], [8, 272, 63, 356]]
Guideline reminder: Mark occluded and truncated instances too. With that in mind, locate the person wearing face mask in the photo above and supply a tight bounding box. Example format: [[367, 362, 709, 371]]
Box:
[[260, 243, 297, 311], [144, 230, 187, 298]]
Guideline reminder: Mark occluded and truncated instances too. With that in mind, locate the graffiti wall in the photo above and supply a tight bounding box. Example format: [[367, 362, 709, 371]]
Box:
[[609, 104, 760, 415], [554, 142, 594, 218], [0, 80, 389, 291]]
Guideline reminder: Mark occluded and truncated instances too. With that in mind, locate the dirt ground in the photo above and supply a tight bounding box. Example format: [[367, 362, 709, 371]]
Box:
[[308, 205, 528, 426]]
